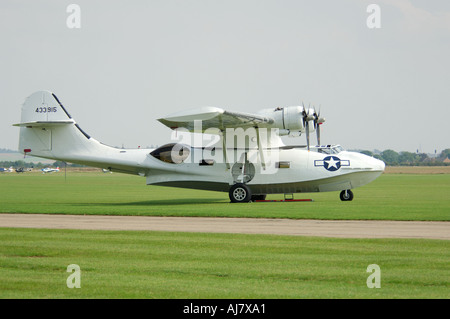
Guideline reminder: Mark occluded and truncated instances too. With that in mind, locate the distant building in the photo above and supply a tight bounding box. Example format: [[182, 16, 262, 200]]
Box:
[[444, 157, 450, 164]]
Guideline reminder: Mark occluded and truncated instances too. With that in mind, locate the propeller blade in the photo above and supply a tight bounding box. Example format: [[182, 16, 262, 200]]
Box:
[[301, 102, 306, 119], [306, 120, 310, 151], [301, 101, 306, 129], [312, 105, 323, 146], [313, 106, 318, 145], [301, 102, 312, 150], [316, 123, 321, 146]]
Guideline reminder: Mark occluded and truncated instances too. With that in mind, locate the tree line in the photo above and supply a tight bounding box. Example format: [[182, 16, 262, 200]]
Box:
[[358, 149, 450, 166], [0, 160, 85, 169]]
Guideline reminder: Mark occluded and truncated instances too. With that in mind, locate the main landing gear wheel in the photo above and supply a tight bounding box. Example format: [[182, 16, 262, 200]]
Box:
[[340, 189, 354, 201], [229, 183, 252, 203]]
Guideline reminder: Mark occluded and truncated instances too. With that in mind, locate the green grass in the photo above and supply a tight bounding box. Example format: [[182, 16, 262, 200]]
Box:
[[0, 228, 448, 299], [0, 171, 449, 220], [1, 172, 449, 299]]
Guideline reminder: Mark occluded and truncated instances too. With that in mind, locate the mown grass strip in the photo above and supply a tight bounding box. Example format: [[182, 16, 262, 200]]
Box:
[[0, 228, 448, 298]]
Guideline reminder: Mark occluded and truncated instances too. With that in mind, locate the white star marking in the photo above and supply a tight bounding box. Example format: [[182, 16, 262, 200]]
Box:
[[325, 157, 339, 169]]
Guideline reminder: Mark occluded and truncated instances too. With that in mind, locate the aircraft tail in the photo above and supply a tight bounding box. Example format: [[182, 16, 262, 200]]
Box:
[[14, 91, 96, 160], [14, 91, 150, 175]]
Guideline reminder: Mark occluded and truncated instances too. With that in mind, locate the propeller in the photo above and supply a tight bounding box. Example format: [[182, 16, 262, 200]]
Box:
[[312, 106, 325, 146], [301, 102, 325, 150], [301, 102, 314, 150]]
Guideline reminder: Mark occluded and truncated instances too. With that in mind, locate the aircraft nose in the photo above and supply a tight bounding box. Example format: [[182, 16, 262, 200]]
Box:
[[373, 157, 385, 172], [354, 152, 385, 172]]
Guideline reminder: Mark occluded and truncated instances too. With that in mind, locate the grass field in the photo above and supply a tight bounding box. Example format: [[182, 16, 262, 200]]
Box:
[[0, 228, 448, 299], [0, 170, 449, 299], [0, 170, 449, 220]]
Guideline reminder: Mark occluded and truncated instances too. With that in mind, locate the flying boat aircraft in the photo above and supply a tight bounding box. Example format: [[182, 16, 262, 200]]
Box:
[[14, 91, 384, 203]]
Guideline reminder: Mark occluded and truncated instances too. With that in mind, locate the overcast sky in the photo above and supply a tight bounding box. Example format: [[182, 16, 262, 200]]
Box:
[[1, 0, 449, 153]]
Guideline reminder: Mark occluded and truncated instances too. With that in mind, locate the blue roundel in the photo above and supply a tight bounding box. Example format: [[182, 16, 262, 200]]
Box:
[[323, 156, 341, 171]]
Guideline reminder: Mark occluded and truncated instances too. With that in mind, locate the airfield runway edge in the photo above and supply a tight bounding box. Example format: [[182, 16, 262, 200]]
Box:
[[0, 214, 449, 240]]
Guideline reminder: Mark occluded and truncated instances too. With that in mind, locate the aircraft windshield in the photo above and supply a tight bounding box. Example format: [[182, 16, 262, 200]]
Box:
[[316, 145, 344, 154]]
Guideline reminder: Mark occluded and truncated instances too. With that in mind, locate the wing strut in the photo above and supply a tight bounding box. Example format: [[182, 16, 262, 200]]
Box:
[[256, 128, 266, 170], [221, 130, 230, 170]]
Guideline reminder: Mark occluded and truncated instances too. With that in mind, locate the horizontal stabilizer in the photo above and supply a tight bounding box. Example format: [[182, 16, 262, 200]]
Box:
[[13, 120, 75, 127]]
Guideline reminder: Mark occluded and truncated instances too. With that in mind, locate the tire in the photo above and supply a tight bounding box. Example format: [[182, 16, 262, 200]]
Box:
[[340, 189, 354, 201], [251, 194, 267, 201], [229, 183, 252, 203]]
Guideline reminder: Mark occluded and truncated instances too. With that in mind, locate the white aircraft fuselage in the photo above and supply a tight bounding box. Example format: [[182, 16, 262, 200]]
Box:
[[144, 145, 384, 195], [14, 91, 385, 202]]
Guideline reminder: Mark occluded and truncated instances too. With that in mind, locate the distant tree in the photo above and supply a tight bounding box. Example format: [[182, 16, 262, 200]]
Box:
[[417, 153, 429, 163], [398, 151, 419, 165], [52, 161, 86, 168], [438, 149, 450, 161], [52, 161, 66, 168], [380, 150, 399, 165]]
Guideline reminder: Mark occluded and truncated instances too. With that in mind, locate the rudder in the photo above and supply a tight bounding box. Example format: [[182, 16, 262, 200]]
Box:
[[19, 90, 73, 124], [14, 91, 92, 158]]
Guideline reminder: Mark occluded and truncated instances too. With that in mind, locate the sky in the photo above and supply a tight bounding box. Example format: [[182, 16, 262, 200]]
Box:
[[1, 0, 449, 153]]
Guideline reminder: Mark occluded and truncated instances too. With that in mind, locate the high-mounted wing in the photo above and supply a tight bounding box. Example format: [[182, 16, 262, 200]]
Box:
[[158, 107, 273, 132]]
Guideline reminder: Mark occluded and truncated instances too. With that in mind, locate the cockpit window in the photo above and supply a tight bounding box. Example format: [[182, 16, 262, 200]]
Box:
[[316, 145, 344, 154], [333, 145, 344, 153], [150, 143, 190, 164], [318, 148, 331, 154]]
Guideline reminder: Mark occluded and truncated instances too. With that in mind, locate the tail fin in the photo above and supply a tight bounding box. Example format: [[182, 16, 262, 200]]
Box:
[[14, 91, 148, 175], [17, 90, 73, 124], [13, 91, 93, 159]]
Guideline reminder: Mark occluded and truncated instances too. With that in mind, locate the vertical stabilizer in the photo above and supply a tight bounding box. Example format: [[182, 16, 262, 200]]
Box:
[[14, 91, 92, 159]]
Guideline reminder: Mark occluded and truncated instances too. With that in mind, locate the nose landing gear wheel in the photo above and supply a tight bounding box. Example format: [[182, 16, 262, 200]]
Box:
[[340, 189, 354, 201], [229, 183, 252, 203]]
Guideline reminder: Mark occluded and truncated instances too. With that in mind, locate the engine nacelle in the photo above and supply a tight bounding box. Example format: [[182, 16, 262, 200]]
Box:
[[258, 106, 311, 132], [283, 106, 304, 131]]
